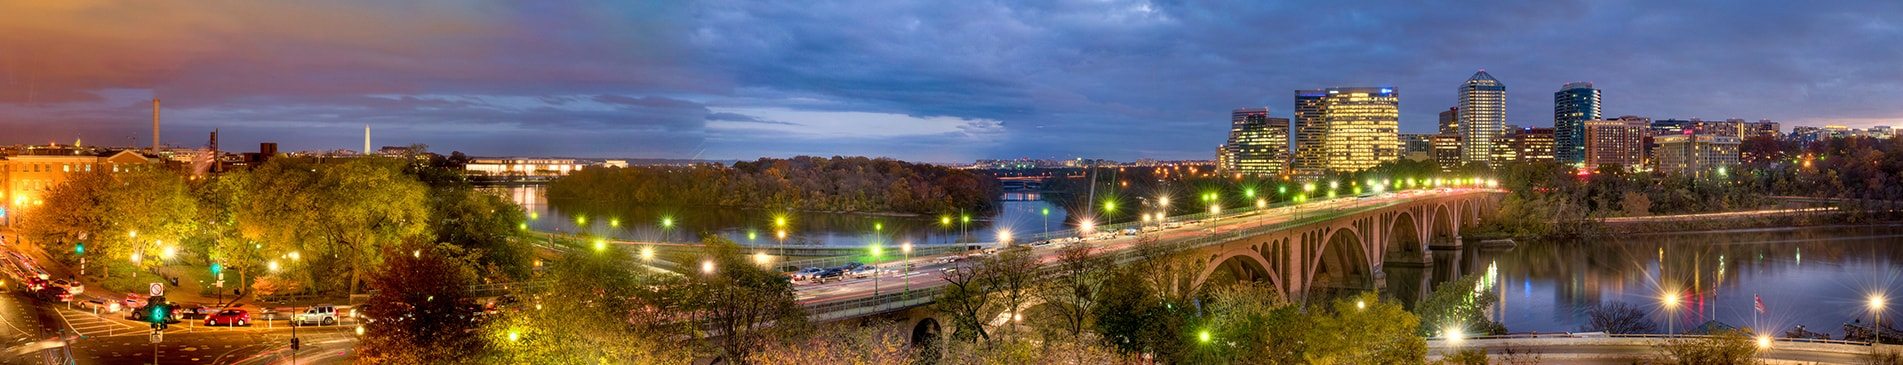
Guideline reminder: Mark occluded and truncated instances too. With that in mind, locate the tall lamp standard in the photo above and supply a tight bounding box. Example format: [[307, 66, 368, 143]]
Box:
[[870, 244, 884, 296], [660, 216, 675, 243], [901, 242, 913, 294], [1872, 293, 1889, 344], [1662, 291, 1681, 335]]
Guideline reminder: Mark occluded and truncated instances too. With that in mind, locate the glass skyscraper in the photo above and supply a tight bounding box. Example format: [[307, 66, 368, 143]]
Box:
[[1320, 87, 1400, 172], [1225, 107, 1290, 176], [1291, 90, 1328, 176], [1553, 81, 1601, 166], [1457, 70, 1506, 167]]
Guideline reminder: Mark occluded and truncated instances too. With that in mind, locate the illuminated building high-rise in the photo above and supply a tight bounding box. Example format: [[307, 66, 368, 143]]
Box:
[[1291, 90, 1328, 176], [1319, 87, 1400, 172], [1582, 117, 1649, 171], [1553, 82, 1600, 166], [1224, 107, 1290, 176], [1457, 70, 1506, 167]]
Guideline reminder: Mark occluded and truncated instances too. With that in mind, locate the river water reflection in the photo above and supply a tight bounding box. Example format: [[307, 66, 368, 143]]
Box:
[[496, 185, 1068, 248], [1423, 225, 1903, 337]]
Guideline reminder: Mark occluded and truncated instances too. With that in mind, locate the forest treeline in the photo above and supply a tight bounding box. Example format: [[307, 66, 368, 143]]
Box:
[[547, 156, 999, 215]]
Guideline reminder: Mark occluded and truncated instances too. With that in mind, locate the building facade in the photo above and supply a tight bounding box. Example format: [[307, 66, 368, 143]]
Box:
[[1655, 133, 1740, 177], [1430, 135, 1461, 171], [1399, 133, 1435, 162], [1582, 118, 1649, 171], [1320, 87, 1401, 172], [1553, 82, 1600, 166], [1745, 120, 1781, 139], [1457, 70, 1507, 167], [2, 148, 157, 225], [1490, 127, 1556, 164], [464, 158, 591, 176], [1223, 108, 1291, 176], [1438, 107, 1459, 136], [1291, 90, 1329, 177]]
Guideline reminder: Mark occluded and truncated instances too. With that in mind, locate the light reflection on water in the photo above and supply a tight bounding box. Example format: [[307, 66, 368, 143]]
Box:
[[1442, 225, 1903, 336]]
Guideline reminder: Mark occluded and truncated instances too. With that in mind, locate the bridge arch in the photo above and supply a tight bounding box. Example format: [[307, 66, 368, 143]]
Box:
[[1192, 248, 1283, 293], [911, 317, 943, 348], [1431, 203, 1457, 245], [1386, 210, 1425, 258], [1309, 226, 1374, 293]]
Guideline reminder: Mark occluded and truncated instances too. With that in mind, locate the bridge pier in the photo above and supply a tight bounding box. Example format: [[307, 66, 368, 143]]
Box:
[[1428, 236, 1463, 250], [1384, 250, 1434, 268]]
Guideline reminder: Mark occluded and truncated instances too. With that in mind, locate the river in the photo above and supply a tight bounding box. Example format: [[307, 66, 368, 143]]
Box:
[[1426, 224, 1903, 337]]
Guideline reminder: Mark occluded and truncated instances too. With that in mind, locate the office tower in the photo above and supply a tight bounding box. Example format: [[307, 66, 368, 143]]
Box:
[[1582, 118, 1649, 171], [1458, 70, 1507, 167], [1490, 127, 1555, 164], [1438, 107, 1459, 136], [1399, 133, 1435, 161], [1225, 107, 1291, 176], [1553, 82, 1600, 166], [1431, 134, 1461, 171], [1291, 90, 1328, 176], [1656, 133, 1741, 177], [1216, 144, 1232, 172], [1320, 87, 1401, 172], [1745, 120, 1781, 139]]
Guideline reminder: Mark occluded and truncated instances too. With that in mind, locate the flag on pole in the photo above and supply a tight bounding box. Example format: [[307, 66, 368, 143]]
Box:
[[1755, 294, 1766, 314]]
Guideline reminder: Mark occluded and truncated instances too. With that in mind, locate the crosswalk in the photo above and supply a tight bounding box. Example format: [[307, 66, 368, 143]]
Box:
[[53, 307, 137, 338]]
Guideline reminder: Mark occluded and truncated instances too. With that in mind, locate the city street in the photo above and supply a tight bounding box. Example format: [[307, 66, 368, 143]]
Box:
[[0, 288, 358, 365]]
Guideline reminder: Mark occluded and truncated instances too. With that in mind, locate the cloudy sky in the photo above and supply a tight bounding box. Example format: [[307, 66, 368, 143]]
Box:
[[2, 1, 1899, 162]]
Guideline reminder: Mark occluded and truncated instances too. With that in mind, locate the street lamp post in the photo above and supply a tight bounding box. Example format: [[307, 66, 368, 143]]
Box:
[[1662, 291, 1681, 335], [1872, 294, 1888, 344], [901, 242, 913, 294]]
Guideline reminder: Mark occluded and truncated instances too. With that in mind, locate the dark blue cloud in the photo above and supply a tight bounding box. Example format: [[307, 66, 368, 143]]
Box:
[[3, 0, 1900, 162]]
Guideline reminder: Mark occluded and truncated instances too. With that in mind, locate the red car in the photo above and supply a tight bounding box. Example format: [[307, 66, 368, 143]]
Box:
[[203, 309, 250, 326]]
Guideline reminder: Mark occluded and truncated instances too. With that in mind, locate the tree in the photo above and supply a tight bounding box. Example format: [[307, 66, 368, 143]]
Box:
[[236, 158, 430, 294], [1034, 244, 1109, 339], [1584, 301, 1658, 334], [1415, 275, 1506, 337], [1306, 293, 1428, 364], [1200, 282, 1308, 364], [357, 242, 486, 364], [481, 245, 695, 363], [1620, 191, 1653, 217], [683, 236, 807, 363], [746, 321, 913, 365], [1091, 267, 1192, 361], [1654, 328, 1762, 365]]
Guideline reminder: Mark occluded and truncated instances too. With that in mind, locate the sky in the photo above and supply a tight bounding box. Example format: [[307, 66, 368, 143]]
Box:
[[2, 1, 1900, 163]]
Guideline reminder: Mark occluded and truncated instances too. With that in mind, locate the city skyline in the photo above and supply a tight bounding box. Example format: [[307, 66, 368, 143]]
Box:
[[3, 1, 1902, 163]]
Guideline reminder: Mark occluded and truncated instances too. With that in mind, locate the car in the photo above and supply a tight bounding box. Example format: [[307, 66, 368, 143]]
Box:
[[180, 304, 212, 319], [48, 279, 83, 295], [848, 265, 878, 278], [124, 294, 146, 309], [295, 305, 339, 326], [35, 286, 71, 303], [1121, 228, 1139, 236], [790, 267, 824, 281], [813, 268, 846, 282], [204, 309, 250, 326]]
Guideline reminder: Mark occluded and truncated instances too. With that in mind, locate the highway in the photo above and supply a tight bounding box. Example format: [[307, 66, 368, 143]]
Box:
[[787, 188, 1494, 311]]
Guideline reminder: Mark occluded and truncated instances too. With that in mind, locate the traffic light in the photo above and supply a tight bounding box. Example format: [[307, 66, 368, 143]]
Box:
[[148, 302, 169, 330], [210, 263, 222, 276], [74, 242, 84, 255]]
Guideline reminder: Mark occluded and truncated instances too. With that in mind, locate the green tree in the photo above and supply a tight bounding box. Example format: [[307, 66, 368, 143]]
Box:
[[1415, 275, 1506, 337], [683, 236, 807, 363], [481, 245, 696, 363], [356, 242, 486, 364], [1307, 293, 1427, 364]]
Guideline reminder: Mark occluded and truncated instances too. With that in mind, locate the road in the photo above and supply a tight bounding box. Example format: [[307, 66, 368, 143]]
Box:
[[0, 286, 361, 365], [790, 188, 1487, 309]]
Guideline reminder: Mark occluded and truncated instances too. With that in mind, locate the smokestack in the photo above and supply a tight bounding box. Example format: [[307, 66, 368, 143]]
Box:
[[152, 98, 161, 152], [363, 124, 371, 155]]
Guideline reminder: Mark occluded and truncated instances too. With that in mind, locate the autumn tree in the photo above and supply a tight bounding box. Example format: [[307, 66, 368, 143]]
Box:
[[357, 242, 486, 364]]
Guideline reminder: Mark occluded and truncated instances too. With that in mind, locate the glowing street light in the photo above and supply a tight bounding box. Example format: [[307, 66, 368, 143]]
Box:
[[268, 260, 281, 273], [1079, 219, 1096, 234], [1103, 200, 1117, 213], [288, 251, 301, 261], [1444, 326, 1464, 345], [1255, 198, 1267, 209], [1662, 290, 1682, 335], [1756, 334, 1772, 350], [161, 246, 178, 260], [610, 218, 620, 228], [997, 229, 1013, 245], [700, 260, 716, 275], [575, 216, 587, 226], [753, 252, 771, 266], [1356, 299, 1366, 311], [1159, 196, 1171, 207], [593, 238, 607, 252], [1198, 329, 1212, 344], [1872, 293, 1889, 344], [640, 246, 656, 261]]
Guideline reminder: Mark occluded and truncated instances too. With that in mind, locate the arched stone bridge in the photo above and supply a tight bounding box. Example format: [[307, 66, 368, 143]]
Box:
[[877, 191, 1504, 345], [1184, 191, 1499, 300]]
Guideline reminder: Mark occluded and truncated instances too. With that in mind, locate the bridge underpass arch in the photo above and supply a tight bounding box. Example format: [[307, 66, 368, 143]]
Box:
[[1431, 203, 1457, 246], [1196, 250, 1281, 293], [1309, 227, 1374, 298], [911, 317, 943, 349], [1382, 210, 1432, 306]]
